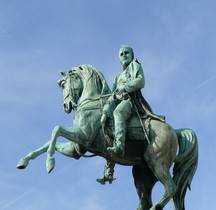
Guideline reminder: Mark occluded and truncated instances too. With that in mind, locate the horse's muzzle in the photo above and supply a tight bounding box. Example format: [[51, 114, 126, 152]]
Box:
[[63, 101, 72, 114]]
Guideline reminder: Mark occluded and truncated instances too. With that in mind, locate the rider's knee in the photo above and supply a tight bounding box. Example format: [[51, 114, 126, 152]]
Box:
[[114, 108, 123, 116]]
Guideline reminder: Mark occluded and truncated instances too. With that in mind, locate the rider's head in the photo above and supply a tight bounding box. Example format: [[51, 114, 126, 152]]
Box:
[[119, 45, 134, 69]]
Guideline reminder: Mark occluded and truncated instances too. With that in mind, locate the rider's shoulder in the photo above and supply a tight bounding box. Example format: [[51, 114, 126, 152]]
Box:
[[130, 59, 142, 69], [135, 59, 141, 65]]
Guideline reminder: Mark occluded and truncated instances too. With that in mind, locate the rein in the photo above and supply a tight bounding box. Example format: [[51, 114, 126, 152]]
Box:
[[76, 151, 98, 158], [75, 94, 111, 114], [62, 72, 81, 110]]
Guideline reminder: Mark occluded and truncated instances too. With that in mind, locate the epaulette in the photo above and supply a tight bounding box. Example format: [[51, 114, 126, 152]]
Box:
[[135, 58, 141, 64]]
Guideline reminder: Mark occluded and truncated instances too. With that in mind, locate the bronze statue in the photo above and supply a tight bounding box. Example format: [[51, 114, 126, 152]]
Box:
[[17, 47, 198, 210]]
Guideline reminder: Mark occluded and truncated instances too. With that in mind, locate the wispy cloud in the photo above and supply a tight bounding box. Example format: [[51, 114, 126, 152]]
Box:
[[1, 1, 216, 210], [174, 73, 216, 103], [1, 163, 74, 210]]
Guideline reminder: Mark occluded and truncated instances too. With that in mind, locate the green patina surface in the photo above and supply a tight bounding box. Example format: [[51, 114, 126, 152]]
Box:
[[17, 46, 198, 210]]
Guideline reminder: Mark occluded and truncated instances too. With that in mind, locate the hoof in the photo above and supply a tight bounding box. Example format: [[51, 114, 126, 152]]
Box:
[[46, 157, 55, 174], [17, 158, 29, 169]]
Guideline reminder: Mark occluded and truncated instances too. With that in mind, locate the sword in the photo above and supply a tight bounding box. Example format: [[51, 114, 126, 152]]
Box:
[[133, 102, 151, 144]]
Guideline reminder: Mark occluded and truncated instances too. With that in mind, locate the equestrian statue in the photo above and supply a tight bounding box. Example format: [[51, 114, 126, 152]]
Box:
[[17, 45, 198, 210]]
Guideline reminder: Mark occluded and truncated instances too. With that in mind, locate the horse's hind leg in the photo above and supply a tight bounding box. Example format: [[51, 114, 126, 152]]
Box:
[[17, 141, 50, 169], [145, 121, 178, 209], [132, 164, 157, 210], [145, 154, 177, 210], [151, 168, 176, 210]]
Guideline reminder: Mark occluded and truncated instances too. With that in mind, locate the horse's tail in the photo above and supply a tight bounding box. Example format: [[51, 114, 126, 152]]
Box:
[[172, 128, 198, 210]]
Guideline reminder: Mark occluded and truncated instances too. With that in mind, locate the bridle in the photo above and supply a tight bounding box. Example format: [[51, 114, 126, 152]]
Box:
[[63, 72, 80, 110]]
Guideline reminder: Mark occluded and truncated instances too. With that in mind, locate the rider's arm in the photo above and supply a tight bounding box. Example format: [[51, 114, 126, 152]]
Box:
[[124, 62, 145, 93]]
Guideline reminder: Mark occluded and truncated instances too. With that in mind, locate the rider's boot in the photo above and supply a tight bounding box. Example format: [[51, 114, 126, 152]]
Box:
[[107, 123, 125, 156], [96, 161, 116, 185]]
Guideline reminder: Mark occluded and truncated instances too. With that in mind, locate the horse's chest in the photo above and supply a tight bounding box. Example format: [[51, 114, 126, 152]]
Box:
[[74, 110, 101, 128]]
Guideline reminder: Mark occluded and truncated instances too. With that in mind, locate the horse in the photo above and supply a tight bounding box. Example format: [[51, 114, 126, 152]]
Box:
[[17, 64, 198, 210]]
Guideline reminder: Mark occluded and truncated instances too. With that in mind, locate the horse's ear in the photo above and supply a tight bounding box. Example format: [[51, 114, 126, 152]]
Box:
[[59, 70, 66, 76], [68, 69, 73, 74]]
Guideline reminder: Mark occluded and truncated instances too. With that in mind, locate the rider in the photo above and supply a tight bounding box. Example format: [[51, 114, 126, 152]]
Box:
[[102, 45, 155, 156], [97, 45, 165, 184]]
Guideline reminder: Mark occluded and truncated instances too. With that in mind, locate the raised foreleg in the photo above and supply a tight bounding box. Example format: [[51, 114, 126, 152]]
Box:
[[17, 141, 82, 170], [55, 141, 83, 159], [17, 141, 50, 169], [46, 125, 87, 173]]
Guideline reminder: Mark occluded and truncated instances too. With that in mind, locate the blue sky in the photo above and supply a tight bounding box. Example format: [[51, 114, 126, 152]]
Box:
[[1, 0, 216, 209]]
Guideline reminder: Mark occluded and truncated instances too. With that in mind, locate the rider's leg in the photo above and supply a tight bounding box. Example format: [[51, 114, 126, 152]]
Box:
[[107, 99, 132, 156], [96, 161, 116, 185]]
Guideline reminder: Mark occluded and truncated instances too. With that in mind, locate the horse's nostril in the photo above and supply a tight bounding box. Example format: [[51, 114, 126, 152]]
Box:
[[63, 103, 69, 112]]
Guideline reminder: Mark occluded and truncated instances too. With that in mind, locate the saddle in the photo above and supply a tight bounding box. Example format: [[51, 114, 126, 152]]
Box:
[[103, 108, 165, 145], [103, 115, 150, 144]]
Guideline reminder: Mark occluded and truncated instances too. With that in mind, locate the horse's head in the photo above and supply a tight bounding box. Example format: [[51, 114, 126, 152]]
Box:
[[58, 70, 83, 113]]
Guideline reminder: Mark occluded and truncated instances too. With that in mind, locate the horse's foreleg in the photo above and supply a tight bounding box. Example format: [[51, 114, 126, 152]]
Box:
[[46, 125, 87, 173], [55, 141, 82, 159], [17, 141, 50, 169]]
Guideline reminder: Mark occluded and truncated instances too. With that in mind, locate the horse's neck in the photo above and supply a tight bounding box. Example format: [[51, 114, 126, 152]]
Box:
[[79, 85, 110, 105], [80, 94, 97, 104], [78, 93, 110, 109], [79, 95, 101, 108], [79, 82, 100, 103], [79, 69, 111, 103]]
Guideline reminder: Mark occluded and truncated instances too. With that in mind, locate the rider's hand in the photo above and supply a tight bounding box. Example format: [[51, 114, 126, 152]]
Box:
[[101, 114, 107, 126], [117, 85, 126, 94]]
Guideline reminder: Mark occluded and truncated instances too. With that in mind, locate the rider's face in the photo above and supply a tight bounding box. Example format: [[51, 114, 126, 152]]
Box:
[[119, 48, 133, 68]]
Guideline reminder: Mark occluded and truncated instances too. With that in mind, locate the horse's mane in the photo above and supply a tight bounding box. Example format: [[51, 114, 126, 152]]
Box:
[[73, 65, 111, 95]]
